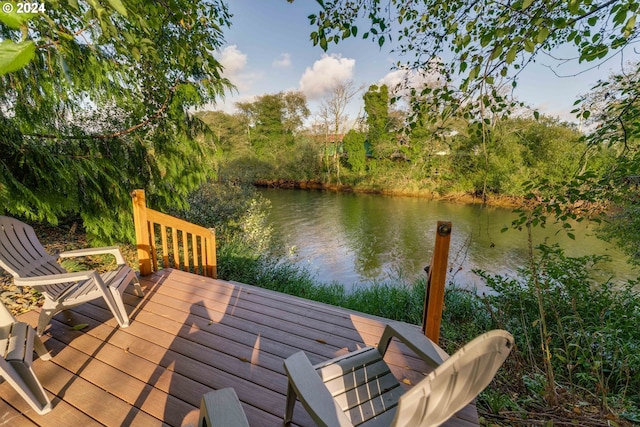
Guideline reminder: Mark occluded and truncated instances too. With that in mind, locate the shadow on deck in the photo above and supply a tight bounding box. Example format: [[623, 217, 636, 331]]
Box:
[[2, 268, 479, 426]]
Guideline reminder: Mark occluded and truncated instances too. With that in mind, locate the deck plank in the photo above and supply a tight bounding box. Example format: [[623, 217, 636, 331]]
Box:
[[3, 268, 479, 427]]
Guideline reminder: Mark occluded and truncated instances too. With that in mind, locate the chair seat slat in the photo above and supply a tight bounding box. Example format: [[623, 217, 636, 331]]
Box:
[[343, 384, 403, 425], [324, 359, 391, 395], [316, 346, 382, 382], [333, 371, 402, 410]]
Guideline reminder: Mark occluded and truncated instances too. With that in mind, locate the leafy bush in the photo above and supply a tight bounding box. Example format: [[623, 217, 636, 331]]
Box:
[[175, 180, 273, 252], [479, 245, 640, 409]]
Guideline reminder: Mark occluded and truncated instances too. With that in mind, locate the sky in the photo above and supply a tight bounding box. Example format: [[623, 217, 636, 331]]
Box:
[[206, 0, 630, 127]]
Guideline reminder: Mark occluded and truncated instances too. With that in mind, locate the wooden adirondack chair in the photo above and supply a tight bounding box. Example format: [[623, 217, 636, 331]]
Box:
[[0, 216, 144, 336], [284, 323, 513, 427], [0, 300, 52, 414]]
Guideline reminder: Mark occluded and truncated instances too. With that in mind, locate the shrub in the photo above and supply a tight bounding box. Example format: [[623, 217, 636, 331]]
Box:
[[479, 245, 640, 409]]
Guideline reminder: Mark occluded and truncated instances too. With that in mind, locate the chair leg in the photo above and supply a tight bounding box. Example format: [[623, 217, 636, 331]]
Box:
[[284, 381, 297, 425], [33, 334, 51, 361], [36, 307, 56, 337], [5, 361, 52, 415], [131, 275, 144, 297], [106, 285, 130, 328]]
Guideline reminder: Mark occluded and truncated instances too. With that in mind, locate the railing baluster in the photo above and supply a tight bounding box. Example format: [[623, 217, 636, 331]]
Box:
[[200, 236, 206, 277], [182, 230, 189, 272], [192, 234, 199, 275], [161, 224, 169, 269], [150, 222, 158, 272], [172, 227, 179, 269], [131, 189, 217, 278]]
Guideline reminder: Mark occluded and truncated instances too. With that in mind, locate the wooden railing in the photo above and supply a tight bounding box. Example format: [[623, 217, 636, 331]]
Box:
[[131, 189, 217, 278]]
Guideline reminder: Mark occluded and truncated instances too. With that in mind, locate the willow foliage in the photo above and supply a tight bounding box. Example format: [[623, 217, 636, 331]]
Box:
[[0, 0, 232, 242]]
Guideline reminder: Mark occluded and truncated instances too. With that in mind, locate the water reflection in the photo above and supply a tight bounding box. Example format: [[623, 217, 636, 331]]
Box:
[[260, 188, 637, 290]]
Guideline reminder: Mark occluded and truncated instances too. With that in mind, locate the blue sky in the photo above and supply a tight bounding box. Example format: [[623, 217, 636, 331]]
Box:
[[209, 0, 627, 126]]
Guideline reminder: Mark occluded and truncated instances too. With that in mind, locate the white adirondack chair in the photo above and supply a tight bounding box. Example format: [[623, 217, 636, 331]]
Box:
[[0, 300, 52, 414], [198, 388, 250, 427], [0, 216, 144, 336], [284, 323, 513, 427]]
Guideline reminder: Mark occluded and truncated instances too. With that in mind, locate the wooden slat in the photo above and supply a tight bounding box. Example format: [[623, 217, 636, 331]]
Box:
[[171, 228, 179, 269], [180, 230, 188, 272], [199, 237, 207, 277], [161, 224, 169, 270], [150, 222, 158, 272], [146, 209, 213, 238], [8, 269, 479, 427], [191, 234, 199, 274]]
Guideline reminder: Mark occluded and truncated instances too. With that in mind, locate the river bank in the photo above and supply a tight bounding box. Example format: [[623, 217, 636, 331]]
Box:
[[255, 178, 527, 209]]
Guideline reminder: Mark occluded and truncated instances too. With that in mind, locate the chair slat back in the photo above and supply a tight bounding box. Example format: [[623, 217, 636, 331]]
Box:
[[0, 216, 68, 299], [392, 330, 513, 427]]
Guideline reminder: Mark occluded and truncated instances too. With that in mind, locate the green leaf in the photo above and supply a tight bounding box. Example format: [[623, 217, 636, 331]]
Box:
[[582, 110, 590, 119], [506, 46, 517, 64], [524, 39, 535, 52], [623, 15, 636, 37], [534, 111, 539, 120], [107, 0, 128, 16], [72, 323, 90, 331], [0, 3, 35, 28], [0, 40, 35, 76], [536, 27, 549, 43], [522, 0, 534, 10]]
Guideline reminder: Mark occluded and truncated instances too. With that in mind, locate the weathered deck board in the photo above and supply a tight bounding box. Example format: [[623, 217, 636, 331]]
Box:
[[3, 268, 479, 427]]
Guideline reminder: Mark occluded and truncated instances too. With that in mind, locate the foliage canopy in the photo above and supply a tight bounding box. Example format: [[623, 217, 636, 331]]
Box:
[[298, 0, 638, 97], [0, 0, 232, 241]]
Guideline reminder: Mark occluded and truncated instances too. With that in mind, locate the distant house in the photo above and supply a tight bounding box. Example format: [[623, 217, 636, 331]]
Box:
[[307, 133, 346, 144]]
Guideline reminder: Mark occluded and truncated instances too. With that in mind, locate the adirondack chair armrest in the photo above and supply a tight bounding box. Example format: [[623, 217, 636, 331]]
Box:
[[14, 270, 98, 287], [199, 388, 250, 427], [377, 322, 448, 368], [59, 246, 126, 265], [283, 351, 354, 427]]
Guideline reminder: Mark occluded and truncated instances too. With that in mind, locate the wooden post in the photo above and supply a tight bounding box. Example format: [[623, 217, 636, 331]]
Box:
[[206, 228, 217, 279], [131, 189, 152, 276], [422, 221, 452, 343]]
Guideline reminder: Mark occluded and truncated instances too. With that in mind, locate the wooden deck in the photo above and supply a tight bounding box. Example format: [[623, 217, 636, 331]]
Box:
[[3, 268, 479, 427]]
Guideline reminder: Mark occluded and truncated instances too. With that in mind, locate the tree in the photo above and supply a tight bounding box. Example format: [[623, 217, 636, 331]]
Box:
[[0, 0, 232, 242], [342, 130, 367, 173], [235, 91, 310, 159], [317, 80, 363, 182], [363, 84, 394, 158], [580, 63, 640, 264]]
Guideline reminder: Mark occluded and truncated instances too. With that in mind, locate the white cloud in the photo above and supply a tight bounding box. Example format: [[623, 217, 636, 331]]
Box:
[[219, 45, 247, 76], [379, 68, 443, 95], [217, 45, 262, 93], [299, 54, 356, 99], [273, 53, 292, 68]]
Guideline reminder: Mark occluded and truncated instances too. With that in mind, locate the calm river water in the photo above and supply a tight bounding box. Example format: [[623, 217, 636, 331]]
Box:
[[258, 188, 638, 290]]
